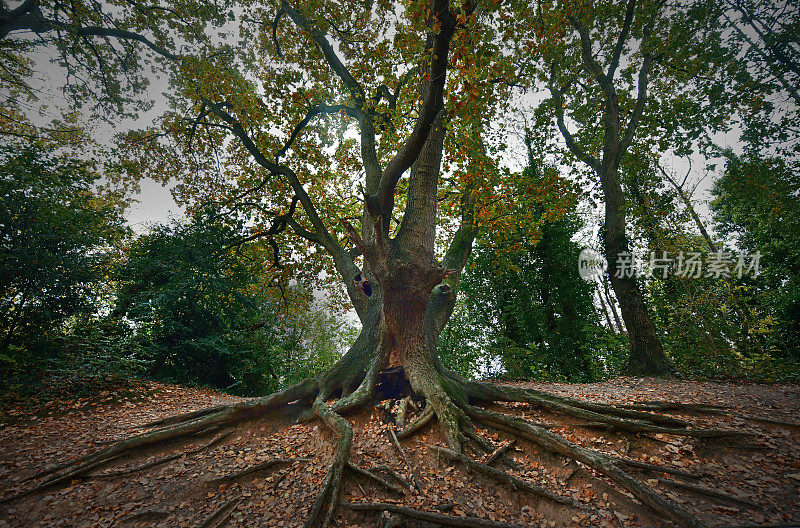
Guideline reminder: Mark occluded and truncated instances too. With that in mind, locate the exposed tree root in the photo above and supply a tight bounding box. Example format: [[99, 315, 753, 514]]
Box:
[[657, 478, 760, 510], [431, 445, 587, 509], [207, 457, 311, 484], [620, 401, 729, 414], [304, 398, 353, 528], [369, 464, 414, 491], [616, 401, 800, 431], [139, 405, 230, 429], [484, 439, 517, 466], [397, 404, 435, 439], [610, 455, 703, 479], [463, 405, 706, 528], [345, 461, 405, 495], [94, 430, 233, 479], [197, 497, 242, 528], [5, 364, 759, 528], [523, 389, 693, 427], [388, 427, 422, 492], [461, 381, 743, 438], [345, 501, 529, 528], [395, 396, 418, 429], [460, 427, 521, 470], [740, 415, 800, 430]]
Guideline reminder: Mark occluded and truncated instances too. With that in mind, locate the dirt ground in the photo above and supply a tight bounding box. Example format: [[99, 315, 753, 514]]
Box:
[[1, 377, 799, 528]]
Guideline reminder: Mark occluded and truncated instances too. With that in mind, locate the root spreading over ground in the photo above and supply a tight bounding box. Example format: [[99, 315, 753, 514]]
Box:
[[1, 376, 799, 528]]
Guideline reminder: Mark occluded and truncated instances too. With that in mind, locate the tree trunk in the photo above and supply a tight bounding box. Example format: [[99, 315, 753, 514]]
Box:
[[601, 163, 672, 377], [601, 274, 625, 334], [596, 288, 617, 332]]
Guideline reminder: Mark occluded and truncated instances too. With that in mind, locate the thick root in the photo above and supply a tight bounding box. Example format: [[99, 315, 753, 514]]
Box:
[[387, 427, 422, 492], [345, 501, 530, 528], [657, 478, 760, 510], [94, 430, 233, 479], [197, 497, 242, 528], [207, 457, 311, 484], [431, 445, 586, 509], [345, 462, 405, 495], [460, 380, 742, 438], [2, 377, 321, 504], [304, 398, 353, 528], [464, 405, 706, 528], [484, 439, 517, 466], [396, 403, 434, 439]]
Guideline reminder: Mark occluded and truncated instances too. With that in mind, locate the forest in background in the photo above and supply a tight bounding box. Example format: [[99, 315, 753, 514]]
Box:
[[2, 136, 799, 403], [2, 1, 800, 527], [1, 0, 799, 405]]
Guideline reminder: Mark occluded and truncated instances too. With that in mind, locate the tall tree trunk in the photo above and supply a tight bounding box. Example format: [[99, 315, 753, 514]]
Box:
[[550, 7, 672, 377], [596, 287, 617, 331], [601, 274, 625, 334], [602, 163, 672, 376]]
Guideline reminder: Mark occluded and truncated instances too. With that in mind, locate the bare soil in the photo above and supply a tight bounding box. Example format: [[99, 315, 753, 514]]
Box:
[[1, 377, 799, 528]]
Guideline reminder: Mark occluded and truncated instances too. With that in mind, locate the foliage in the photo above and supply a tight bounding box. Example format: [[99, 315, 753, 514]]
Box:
[[112, 212, 353, 395], [711, 153, 800, 364], [0, 144, 127, 354], [0, 143, 131, 403], [437, 297, 491, 379], [441, 162, 609, 382], [0, 0, 230, 143]]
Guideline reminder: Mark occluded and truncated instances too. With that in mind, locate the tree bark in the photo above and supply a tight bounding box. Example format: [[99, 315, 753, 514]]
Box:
[[549, 8, 673, 376], [602, 163, 671, 376]]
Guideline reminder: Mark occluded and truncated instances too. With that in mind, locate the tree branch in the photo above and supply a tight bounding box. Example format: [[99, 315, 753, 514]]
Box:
[[608, 0, 637, 80], [277, 103, 357, 160], [619, 54, 652, 155], [0, 8, 180, 61], [279, 1, 382, 197], [200, 96, 371, 318], [619, 6, 660, 155], [570, 16, 608, 91], [374, 0, 464, 224], [547, 63, 602, 173], [281, 1, 365, 102]]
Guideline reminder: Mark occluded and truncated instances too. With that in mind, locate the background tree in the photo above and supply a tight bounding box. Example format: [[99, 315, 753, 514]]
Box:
[[448, 161, 604, 381], [712, 153, 800, 364], [519, 0, 750, 375], [0, 143, 127, 352]]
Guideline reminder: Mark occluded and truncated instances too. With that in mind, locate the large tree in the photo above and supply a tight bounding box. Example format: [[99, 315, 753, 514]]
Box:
[[518, 0, 748, 376], [0, 144, 126, 350], [4, 2, 739, 527]]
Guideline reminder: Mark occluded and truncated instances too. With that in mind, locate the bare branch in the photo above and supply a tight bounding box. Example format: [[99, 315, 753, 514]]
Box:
[[279, 1, 383, 194]]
